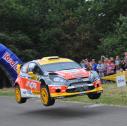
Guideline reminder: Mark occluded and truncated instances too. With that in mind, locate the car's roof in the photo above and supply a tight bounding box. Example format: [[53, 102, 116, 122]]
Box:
[[34, 56, 73, 65]]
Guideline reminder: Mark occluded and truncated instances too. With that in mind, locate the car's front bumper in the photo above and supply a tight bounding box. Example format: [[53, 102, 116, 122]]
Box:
[[50, 87, 103, 98]]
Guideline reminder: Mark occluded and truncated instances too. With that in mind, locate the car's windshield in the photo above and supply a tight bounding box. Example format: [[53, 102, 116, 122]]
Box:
[[41, 62, 81, 72]]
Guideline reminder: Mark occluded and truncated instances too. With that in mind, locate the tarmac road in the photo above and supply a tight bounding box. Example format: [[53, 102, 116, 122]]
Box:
[[0, 96, 127, 126]]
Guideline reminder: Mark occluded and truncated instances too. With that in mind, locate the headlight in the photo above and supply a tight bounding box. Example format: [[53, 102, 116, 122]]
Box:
[[53, 77, 65, 82], [89, 71, 100, 82], [50, 76, 67, 83]]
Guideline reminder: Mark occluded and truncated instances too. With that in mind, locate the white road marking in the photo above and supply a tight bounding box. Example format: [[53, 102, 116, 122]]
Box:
[[84, 104, 104, 108]]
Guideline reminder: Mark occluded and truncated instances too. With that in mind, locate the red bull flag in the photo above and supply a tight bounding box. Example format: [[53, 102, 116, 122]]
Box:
[[0, 43, 22, 82]]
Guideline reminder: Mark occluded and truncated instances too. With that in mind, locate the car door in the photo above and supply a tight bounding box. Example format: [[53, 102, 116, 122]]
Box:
[[26, 62, 41, 96], [19, 63, 29, 89]]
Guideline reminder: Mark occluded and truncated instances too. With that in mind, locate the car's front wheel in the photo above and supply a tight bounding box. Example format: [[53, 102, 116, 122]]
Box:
[[40, 85, 55, 106], [15, 85, 27, 104], [87, 92, 101, 99]]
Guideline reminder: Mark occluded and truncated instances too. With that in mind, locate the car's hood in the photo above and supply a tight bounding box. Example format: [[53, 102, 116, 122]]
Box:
[[55, 68, 90, 80]]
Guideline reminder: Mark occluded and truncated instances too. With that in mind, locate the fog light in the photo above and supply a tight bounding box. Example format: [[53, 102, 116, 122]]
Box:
[[56, 89, 61, 93]]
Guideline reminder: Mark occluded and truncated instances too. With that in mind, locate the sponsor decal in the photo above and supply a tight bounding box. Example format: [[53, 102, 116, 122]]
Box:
[[26, 81, 37, 89], [116, 75, 126, 87], [27, 90, 32, 95], [21, 89, 32, 96], [22, 91, 27, 94], [2, 52, 18, 71]]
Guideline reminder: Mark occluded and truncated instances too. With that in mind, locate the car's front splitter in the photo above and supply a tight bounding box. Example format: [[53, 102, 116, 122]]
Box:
[[50, 87, 103, 98]]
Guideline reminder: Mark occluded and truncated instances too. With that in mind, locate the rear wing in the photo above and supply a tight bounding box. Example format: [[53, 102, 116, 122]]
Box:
[[0, 43, 22, 81]]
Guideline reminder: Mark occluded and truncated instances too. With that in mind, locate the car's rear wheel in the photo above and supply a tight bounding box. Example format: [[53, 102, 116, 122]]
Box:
[[40, 85, 55, 106], [15, 85, 27, 104], [87, 92, 101, 99]]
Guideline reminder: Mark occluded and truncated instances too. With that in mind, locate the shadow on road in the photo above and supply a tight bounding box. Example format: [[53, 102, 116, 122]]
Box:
[[20, 105, 106, 120]]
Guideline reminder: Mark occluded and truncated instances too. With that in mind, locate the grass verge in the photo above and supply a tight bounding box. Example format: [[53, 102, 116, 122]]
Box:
[[0, 83, 127, 106], [63, 83, 127, 106], [0, 88, 14, 96]]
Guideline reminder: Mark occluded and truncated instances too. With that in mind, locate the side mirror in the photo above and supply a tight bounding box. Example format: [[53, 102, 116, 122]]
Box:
[[28, 72, 37, 80], [28, 72, 34, 76]]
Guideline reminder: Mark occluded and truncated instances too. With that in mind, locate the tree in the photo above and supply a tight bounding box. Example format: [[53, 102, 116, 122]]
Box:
[[99, 15, 127, 57], [1, 0, 127, 61]]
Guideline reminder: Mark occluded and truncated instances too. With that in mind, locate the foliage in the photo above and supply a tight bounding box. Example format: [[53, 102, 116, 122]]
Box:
[[0, 0, 127, 61], [99, 15, 127, 57]]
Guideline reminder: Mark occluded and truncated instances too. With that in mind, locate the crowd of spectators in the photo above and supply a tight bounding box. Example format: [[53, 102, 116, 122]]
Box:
[[80, 52, 127, 78]]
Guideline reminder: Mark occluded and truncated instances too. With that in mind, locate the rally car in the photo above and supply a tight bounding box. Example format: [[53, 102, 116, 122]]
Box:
[[14, 56, 103, 106]]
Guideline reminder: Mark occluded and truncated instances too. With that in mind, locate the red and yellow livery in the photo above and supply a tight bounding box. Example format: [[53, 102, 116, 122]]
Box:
[[15, 56, 103, 106]]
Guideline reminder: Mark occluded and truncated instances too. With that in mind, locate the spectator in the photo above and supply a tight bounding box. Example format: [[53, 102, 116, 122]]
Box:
[[86, 61, 92, 70], [80, 59, 89, 69], [106, 59, 115, 75], [124, 52, 127, 70], [80, 53, 127, 78], [120, 60, 126, 71], [80, 59, 85, 68], [91, 59, 97, 71], [115, 55, 121, 71], [97, 60, 105, 78], [110, 57, 114, 62], [103, 58, 108, 75]]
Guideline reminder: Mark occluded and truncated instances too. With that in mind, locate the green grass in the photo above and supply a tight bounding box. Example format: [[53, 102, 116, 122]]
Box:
[[63, 83, 127, 106], [0, 88, 14, 96], [1, 84, 127, 106]]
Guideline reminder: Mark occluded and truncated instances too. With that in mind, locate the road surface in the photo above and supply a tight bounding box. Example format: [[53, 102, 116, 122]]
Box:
[[0, 96, 127, 126]]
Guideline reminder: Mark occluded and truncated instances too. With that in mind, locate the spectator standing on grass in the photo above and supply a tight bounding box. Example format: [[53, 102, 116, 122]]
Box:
[[124, 52, 127, 70], [120, 60, 126, 71], [110, 57, 114, 62], [97, 60, 105, 78], [80, 59, 85, 68], [84, 59, 92, 70], [103, 58, 108, 75], [91, 59, 97, 71], [106, 59, 115, 75], [115, 55, 121, 72], [80, 59, 88, 69], [84, 59, 89, 69], [87, 61, 92, 71]]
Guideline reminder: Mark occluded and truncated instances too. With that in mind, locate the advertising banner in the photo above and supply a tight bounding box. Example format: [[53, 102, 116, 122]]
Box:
[[0, 43, 22, 81]]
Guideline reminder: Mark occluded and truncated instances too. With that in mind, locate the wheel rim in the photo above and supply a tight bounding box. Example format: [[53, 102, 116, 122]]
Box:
[[41, 88, 48, 105], [15, 87, 21, 102]]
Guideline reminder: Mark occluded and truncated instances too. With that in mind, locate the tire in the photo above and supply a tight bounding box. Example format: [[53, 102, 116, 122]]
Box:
[[87, 93, 101, 100], [40, 85, 55, 106], [15, 85, 27, 104]]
